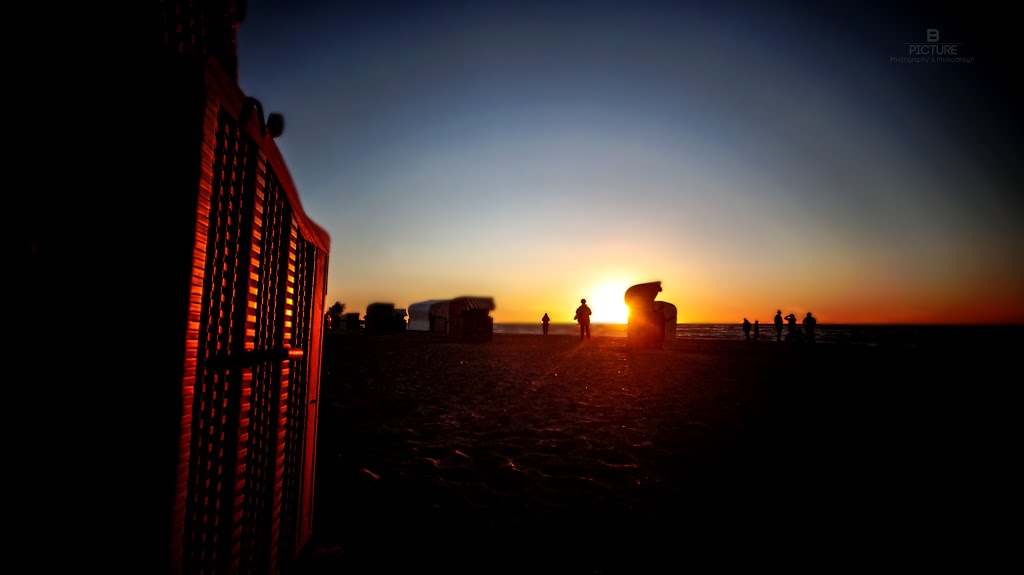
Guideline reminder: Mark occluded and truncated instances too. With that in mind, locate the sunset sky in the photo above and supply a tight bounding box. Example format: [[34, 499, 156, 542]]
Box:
[[237, 0, 1023, 324]]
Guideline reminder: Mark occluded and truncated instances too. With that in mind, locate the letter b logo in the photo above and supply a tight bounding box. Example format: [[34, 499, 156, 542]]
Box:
[[927, 29, 940, 42]]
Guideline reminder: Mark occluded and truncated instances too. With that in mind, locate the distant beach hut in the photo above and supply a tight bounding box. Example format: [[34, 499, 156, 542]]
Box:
[[449, 296, 496, 341], [653, 301, 678, 344], [344, 312, 361, 331], [408, 299, 447, 331], [392, 308, 408, 331], [365, 302, 403, 335], [423, 297, 496, 340], [625, 281, 666, 349], [428, 300, 452, 334]]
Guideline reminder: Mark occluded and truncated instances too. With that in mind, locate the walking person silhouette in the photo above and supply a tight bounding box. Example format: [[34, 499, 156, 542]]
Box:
[[774, 310, 784, 342], [575, 299, 592, 341], [742, 318, 751, 340], [542, 312, 550, 335]]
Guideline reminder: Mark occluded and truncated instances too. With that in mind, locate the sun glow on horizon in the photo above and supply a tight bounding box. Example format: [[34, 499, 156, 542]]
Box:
[[583, 282, 632, 324]]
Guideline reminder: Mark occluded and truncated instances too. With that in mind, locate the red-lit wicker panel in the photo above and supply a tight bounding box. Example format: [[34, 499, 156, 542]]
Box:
[[183, 107, 256, 574], [279, 233, 316, 564], [171, 57, 330, 574], [238, 153, 292, 575]]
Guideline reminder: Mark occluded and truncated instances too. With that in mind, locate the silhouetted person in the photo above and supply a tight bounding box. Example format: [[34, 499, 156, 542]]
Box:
[[784, 313, 797, 341], [774, 310, 783, 341], [542, 312, 550, 335], [575, 298, 592, 341], [742, 318, 751, 340], [803, 312, 816, 343], [753, 320, 759, 341]]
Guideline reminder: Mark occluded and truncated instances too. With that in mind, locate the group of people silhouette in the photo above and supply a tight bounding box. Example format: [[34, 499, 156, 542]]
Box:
[[542, 300, 816, 345], [540, 298, 593, 340], [547, 301, 817, 344], [744, 310, 816, 343]]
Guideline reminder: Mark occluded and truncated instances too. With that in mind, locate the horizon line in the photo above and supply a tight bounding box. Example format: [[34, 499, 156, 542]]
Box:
[[494, 321, 1024, 327]]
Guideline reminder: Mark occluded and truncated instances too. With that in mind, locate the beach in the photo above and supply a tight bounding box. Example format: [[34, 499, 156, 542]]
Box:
[[296, 331, 1017, 572]]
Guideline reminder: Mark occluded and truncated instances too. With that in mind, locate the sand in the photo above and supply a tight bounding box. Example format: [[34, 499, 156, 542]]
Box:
[[295, 331, 1017, 572]]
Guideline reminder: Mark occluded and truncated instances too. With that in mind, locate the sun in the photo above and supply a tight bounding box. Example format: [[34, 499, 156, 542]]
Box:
[[583, 282, 631, 324]]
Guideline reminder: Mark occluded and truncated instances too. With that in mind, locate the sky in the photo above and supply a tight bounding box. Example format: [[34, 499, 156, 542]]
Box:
[[236, 0, 1023, 324]]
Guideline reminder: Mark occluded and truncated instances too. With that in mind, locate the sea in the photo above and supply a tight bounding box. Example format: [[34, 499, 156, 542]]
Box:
[[493, 322, 1021, 348]]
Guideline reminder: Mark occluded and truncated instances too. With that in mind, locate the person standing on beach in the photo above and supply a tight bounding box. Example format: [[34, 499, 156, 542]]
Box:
[[742, 318, 751, 340], [803, 312, 817, 343], [754, 320, 759, 341], [542, 312, 550, 335], [774, 310, 784, 342], [575, 298, 592, 341], [784, 313, 798, 341]]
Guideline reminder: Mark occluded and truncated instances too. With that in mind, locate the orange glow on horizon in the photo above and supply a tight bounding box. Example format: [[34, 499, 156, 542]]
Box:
[[329, 264, 1024, 326]]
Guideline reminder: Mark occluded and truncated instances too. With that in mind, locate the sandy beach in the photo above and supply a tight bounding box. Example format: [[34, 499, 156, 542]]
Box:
[[295, 331, 1017, 572]]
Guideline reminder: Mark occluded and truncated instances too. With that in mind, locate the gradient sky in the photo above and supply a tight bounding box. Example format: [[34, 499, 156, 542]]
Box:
[[236, 0, 1023, 324]]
